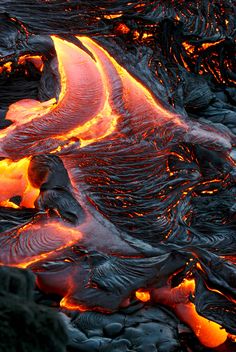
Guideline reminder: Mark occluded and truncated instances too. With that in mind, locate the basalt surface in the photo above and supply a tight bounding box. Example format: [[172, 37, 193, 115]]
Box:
[[0, 1, 235, 351]]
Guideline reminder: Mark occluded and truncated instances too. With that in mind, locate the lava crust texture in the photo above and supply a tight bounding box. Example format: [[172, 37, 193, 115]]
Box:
[[0, 1, 235, 351]]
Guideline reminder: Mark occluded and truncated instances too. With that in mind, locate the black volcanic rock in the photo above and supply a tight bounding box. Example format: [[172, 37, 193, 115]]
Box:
[[0, 266, 68, 352], [29, 155, 85, 224], [69, 305, 182, 352]]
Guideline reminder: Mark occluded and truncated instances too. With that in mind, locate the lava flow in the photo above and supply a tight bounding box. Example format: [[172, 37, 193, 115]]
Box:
[[0, 30, 235, 351], [0, 35, 233, 159], [150, 279, 228, 348]]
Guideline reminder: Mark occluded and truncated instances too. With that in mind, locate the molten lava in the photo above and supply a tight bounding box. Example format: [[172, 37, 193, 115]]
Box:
[[150, 279, 228, 348], [0, 220, 83, 267], [0, 158, 39, 208], [0, 33, 235, 350], [0, 34, 233, 159], [0, 36, 118, 157], [0, 35, 188, 159], [135, 289, 151, 302]]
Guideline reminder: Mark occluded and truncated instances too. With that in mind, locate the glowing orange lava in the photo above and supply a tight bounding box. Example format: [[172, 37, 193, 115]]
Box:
[[60, 295, 112, 314], [0, 200, 19, 209], [182, 40, 224, 54], [0, 34, 234, 349], [60, 297, 89, 312], [135, 289, 151, 302], [52, 35, 120, 147], [79, 36, 186, 130], [0, 62, 12, 74], [0, 54, 44, 75], [104, 14, 123, 19], [18, 55, 44, 72], [151, 279, 228, 348], [114, 23, 130, 34], [0, 34, 187, 159], [176, 302, 228, 348], [0, 221, 83, 268], [0, 158, 39, 208]]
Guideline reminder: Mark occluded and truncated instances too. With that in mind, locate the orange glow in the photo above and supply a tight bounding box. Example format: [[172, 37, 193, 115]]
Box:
[[3, 222, 83, 268], [182, 40, 227, 80], [60, 294, 112, 313], [201, 40, 224, 50], [60, 297, 89, 311], [153, 279, 227, 348], [133, 30, 140, 40], [18, 55, 44, 72], [228, 334, 236, 342], [136, 279, 230, 347], [15, 238, 78, 269], [0, 200, 19, 209], [176, 302, 227, 348], [0, 36, 122, 156], [222, 255, 236, 265], [0, 55, 43, 75], [0, 61, 12, 74], [79, 36, 186, 130], [52, 35, 120, 148], [183, 40, 224, 54], [136, 289, 151, 302], [182, 42, 195, 54], [0, 35, 186, 159], [0, 34, 232, 346], [142, 32, 153, 40], [0, 98, 57, 142], [201, 189, 218, 195], [115, 23, 130, 34], [0, 158, 39, 208], [104, 14, 123, 19]]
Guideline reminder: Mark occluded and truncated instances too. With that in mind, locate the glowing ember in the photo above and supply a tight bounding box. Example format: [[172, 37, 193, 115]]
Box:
[[60, 297, 89, 312], [0, 62, 13, 74], [135, 289, 151, 302], [114, 23, 130, 34], [17, 55, 44, 72], [152, 279, 228, 348], [0, 158, 39, 208]]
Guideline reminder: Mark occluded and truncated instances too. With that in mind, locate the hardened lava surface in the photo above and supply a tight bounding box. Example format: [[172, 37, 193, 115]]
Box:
[[0, 1, 235, 351]]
